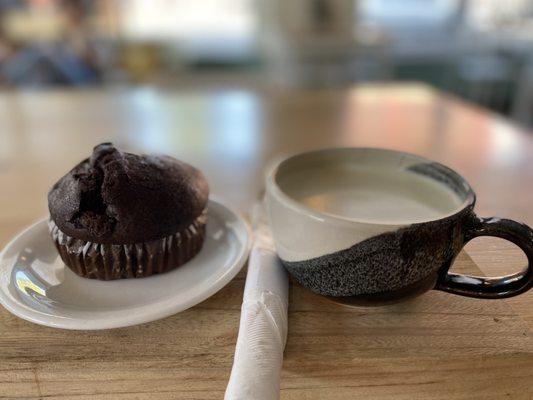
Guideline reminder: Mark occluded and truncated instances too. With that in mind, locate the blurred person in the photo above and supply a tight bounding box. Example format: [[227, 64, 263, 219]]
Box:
[[60, 0, 101, 82], [1, 0, 102, 86]]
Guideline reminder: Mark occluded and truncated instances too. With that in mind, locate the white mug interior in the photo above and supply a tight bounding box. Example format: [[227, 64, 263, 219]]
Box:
[[266, 148, 473, 263]]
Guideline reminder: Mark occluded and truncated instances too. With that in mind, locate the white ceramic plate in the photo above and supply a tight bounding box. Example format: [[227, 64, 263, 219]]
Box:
[[0, 200, 250, 330]]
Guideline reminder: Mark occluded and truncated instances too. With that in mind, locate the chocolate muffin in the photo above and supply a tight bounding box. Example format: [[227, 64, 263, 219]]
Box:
[[48, 143, 209, 280]]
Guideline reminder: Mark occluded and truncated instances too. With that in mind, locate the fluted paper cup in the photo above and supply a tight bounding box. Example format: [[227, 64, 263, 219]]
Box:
[[48, 210, 207, 280]]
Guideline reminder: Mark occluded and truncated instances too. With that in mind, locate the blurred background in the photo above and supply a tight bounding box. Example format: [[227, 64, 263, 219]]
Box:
[[1, 0, 533, 127]]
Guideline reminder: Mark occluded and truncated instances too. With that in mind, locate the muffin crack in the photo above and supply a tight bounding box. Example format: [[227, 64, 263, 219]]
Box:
[[71, 179, 117, 237], [69, 143, 121, 237]]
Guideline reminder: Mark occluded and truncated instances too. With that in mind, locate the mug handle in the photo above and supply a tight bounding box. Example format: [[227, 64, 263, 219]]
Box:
[[436, 216, 533, 299]]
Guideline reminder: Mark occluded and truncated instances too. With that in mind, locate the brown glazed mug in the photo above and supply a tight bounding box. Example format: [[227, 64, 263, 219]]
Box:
[[266, 148, 533, 304]]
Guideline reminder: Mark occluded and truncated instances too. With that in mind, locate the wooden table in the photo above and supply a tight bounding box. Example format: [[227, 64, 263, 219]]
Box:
[[1, 84, 532, 399]]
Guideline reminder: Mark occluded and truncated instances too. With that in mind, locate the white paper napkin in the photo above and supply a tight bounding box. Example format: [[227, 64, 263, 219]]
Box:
[[224, 246, 289, 400]]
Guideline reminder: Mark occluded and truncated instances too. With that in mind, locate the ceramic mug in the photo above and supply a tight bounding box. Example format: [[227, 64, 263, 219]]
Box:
[[266, 148, 533, 304]]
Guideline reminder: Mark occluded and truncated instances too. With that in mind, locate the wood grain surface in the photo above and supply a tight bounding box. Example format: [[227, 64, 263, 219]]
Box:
[[1, 84, 533, 399]]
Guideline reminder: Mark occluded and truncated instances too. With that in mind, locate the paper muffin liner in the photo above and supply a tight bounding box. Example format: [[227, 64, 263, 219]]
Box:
[[48, 210, 207, 280]]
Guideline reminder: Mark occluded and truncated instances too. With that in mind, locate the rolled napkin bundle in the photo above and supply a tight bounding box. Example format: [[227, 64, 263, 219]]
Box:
[[224, 247, 289, 400]]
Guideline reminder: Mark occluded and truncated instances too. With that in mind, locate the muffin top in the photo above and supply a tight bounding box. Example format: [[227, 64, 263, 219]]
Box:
[[48, 143, 209, 244]]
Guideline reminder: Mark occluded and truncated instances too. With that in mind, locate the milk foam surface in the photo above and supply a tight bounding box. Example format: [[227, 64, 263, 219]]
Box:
[[280, 166, 464, 224]]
